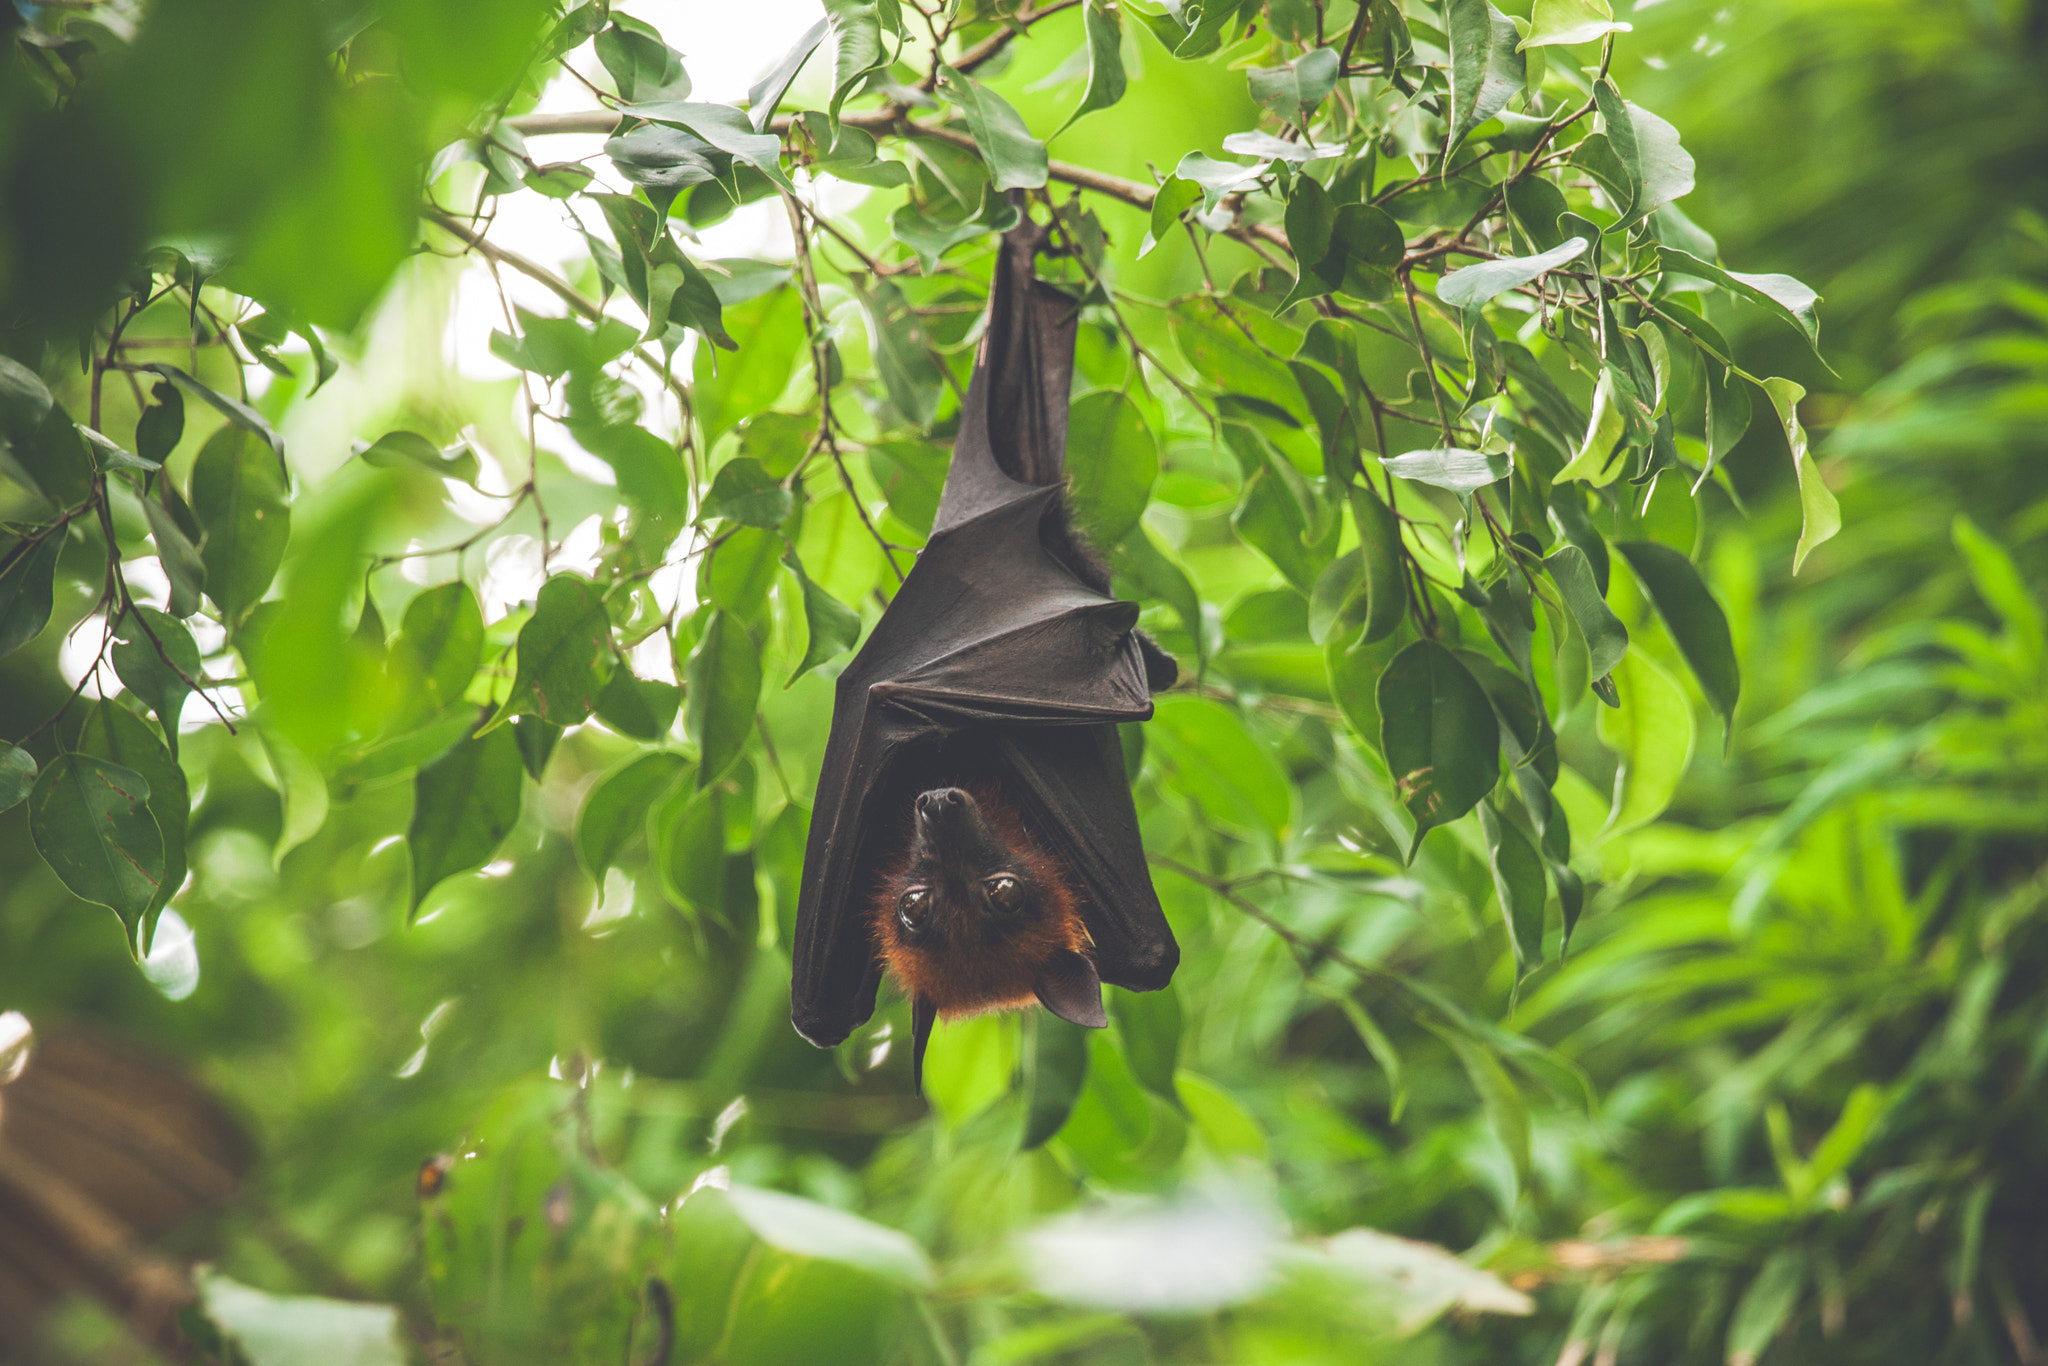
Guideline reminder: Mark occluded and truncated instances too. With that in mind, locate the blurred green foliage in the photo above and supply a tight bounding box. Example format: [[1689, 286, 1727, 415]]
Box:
[[2, 0, 2045, 1362]]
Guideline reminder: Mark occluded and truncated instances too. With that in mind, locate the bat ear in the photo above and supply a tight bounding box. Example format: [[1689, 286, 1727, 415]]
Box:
[[910, 995, 938, 1095], [1034, 950, 1108, 1029]]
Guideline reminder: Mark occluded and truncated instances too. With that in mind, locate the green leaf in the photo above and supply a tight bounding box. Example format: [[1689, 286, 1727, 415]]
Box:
[[387, 582, 485, 722], [1310, 550, 1365, 646], [0, 535, 60, 660], [407, 724, 524, 916], [784, 552, 863, 685], [722, 1184, 933, 1288], [578, 751, 690, 879], [865, 441, 946, 536], [111, 608, 202, 757], [0, 352, 54, 438], [1658, 248, 1825, 360], [1066, 391, 1157, 546], [1616, 541, 1739, 742], [1479, 801, 1545, 975], [1953, 514, 2044, 664], [1233, 460, 1329, 593], [197, 1270, 405, 1366], [1111, 982, 1182, 1101], [627, 101, 795, 194], [1591, 81, 1694, 227], [1171, 152, 1265, 216], [28, 754, 163, 931], [1596, 648, 1692, 834], [1247, 46, 1339, 129], [1436, 237, 1588, 309], [0, 742, 34, 813], [1447, 1, 1525, 146], [356, 430, 481, 486], [1112, 526, 1205, 665], [1759, 378, 1841, 573], [1350, 483, 1407, 644], [1141, 177, 1202, 256], [135, 379, 186, 465], [1146, 695, 1292, 839], [78, 425, 160, 473], [1725, 1249, 1805, 1366], [76, 703, 188, 950], [1552, 369, 1628, 487], [942, 66, 1047, 191], [1378, 640, 1500, 857], [142, 364, 287, 473], [1518, 0, 1631, 48], [705, 525, 781, 619], [1543, 544, 1627, 678], [1279, 175, 1340, 308], [1055, 0, 1128, 137], [700, 456, 794, 528], [1025, 1015, 1092, 1149], [685, 610, 761, 785], [692, 286, 805, 444], [748, 17, 827, 131], [853, 275, 945, 428], [659, 782, 725, 909], [593, 667, 683, 740], [1445, 1032, 1531, 1200], [823, 0, 885, 118], [490, 575, 615, 730], [191, 426, 291, 627], [141, 495, 206, 619], [1380, 447, 1509, 493]]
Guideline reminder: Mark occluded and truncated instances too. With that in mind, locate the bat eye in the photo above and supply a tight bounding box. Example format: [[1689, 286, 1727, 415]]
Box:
[[897, 887, 931, 936], [984, 874, 1022, 911]]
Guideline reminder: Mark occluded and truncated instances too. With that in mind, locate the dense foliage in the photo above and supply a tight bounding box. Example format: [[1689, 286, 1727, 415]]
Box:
[[1, 0, 2043, 1362]]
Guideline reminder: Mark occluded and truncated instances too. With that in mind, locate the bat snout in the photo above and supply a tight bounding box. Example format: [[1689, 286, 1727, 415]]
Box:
[[914, 787, 976, 831]]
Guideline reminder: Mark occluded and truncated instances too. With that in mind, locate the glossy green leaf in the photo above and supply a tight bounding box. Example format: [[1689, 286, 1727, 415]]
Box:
[[1659, 248, 1825, 359], [1141, 177, 1202, 256], [1592, 80, 1694, 226], [490, 575, 615, 730], [942, 66, 1047, 191], [1378, 640, 1500, 856], [191, 426, 291, 627], [1025, 1014, 1092, 1149], [1351, 483, 1407, 644], [705, 525, 781, 620], [76, 703, 187, 949], [357, 430, 481, 486], [593, 667, 682, 740], [1066, 391, 1157, 546], [1760, 378, 1842, 572], [78, 424, 159, 473], [1380, 447, 1510, 493], [747, 17, 827, 131], [685, 610, 761, 785], [854, 274, 944, 428], [784, 552, 863, 685], [141, 495, 207, 619], [692, 287, 805, 444], [143, 364, 287, 471], [626, 101, 794, 193], [408, 724, 524, 915], [1447, 1, 1525, 145], [1543, 544, 1627, 678], [578, 751, 690, 878], [1437, 237, 1587, 308], [1111, 982, 1183, 1101], [111, 608, 202, 756], [700, 456, 794, 528], [1146, 695, 1292, 839], [1519, 0, 1631, 48], [659, 782, 725, 910], [0, 535, 60, 660], [1479, 801, 1545, 974], [1056, 0, 1128, 135], [28, 754, 163, 930], [723, 1183, 933, 1288], [1617, 541, 1739, 741], [823, 0, 884, 118], [0, 352, 54, 437], [1248, 45, 1338, 129], [0, 742, 33, 813], [1596, 648, 1692, 834], [387, 582, 485, 722]]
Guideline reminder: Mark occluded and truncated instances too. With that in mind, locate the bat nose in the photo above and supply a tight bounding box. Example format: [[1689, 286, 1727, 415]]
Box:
[[915, 788, 969, 819]]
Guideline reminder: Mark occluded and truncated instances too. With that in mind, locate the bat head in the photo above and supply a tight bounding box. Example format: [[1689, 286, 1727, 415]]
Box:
[[872, 786, 1107, 1031]]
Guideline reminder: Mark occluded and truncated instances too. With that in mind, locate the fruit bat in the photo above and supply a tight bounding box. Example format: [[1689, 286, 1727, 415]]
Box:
[[790, 215, 1179, 1089]]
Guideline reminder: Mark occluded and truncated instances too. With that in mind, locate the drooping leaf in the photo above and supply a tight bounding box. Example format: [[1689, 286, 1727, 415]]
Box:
[[1066, 391, 1158, 546], [1543, 544, 1627, 679], [1616, 541, 1739, 742], [1590, 81, 1694, 226], [1759, 378, 1841, 572], [1350, 483, 1407, 644], [853, 274, 945, 428], [888, 184, 1023, 272], [659, 782, 725, 910], [626, 101, 795, 193], [1111, 981, 1183, 1101], [28, 754, 163, 931], [1658, 248, 1825, 360], [141, 495, 206, 618], [748, 17, 828, 131], [1446, 0, 1525, 146], [1436, 237, 1588, 309], [1247, 46, 1339, 129], [489, 575, 615, 730], [111, 608, 202, 756], [191, 426, 291, 627], [407, 724, 524, 916], [0, 535, 60, 660], [942, 66, 1048, 191], [78, 425, 160, 473], [783, 552, 863, 685], [1380, 447, 1510, 493], [699, 456, 794, 528], [356, 430, 482, 486], [823, 0, 885, 118], [142, 364, 287, 473], [1056, 0, 1129, 135], [1479, 801, 1546, 974], [704, 525, 781, 620], [1596, 648, 1692, 834], [593, 667, 683, 740], [1378, 640, 1500, 856], [685, 610, 761, 785], [578, 751, 691, 878], [0, 742, 34, 814], [1025, 1015, 1092, 1149], [76, 703, 188, 950], [387, 582, 485, 723], [1519, 0, 1631, 48]]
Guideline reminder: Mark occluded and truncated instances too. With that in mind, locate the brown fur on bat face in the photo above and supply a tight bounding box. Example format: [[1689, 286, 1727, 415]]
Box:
[[871, 786, 1109, 1089]]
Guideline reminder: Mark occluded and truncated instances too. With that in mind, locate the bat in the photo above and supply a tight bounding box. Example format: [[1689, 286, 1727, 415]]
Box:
[[790, 212, 1180, 1090], [0, 1022, 253, 1355]]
